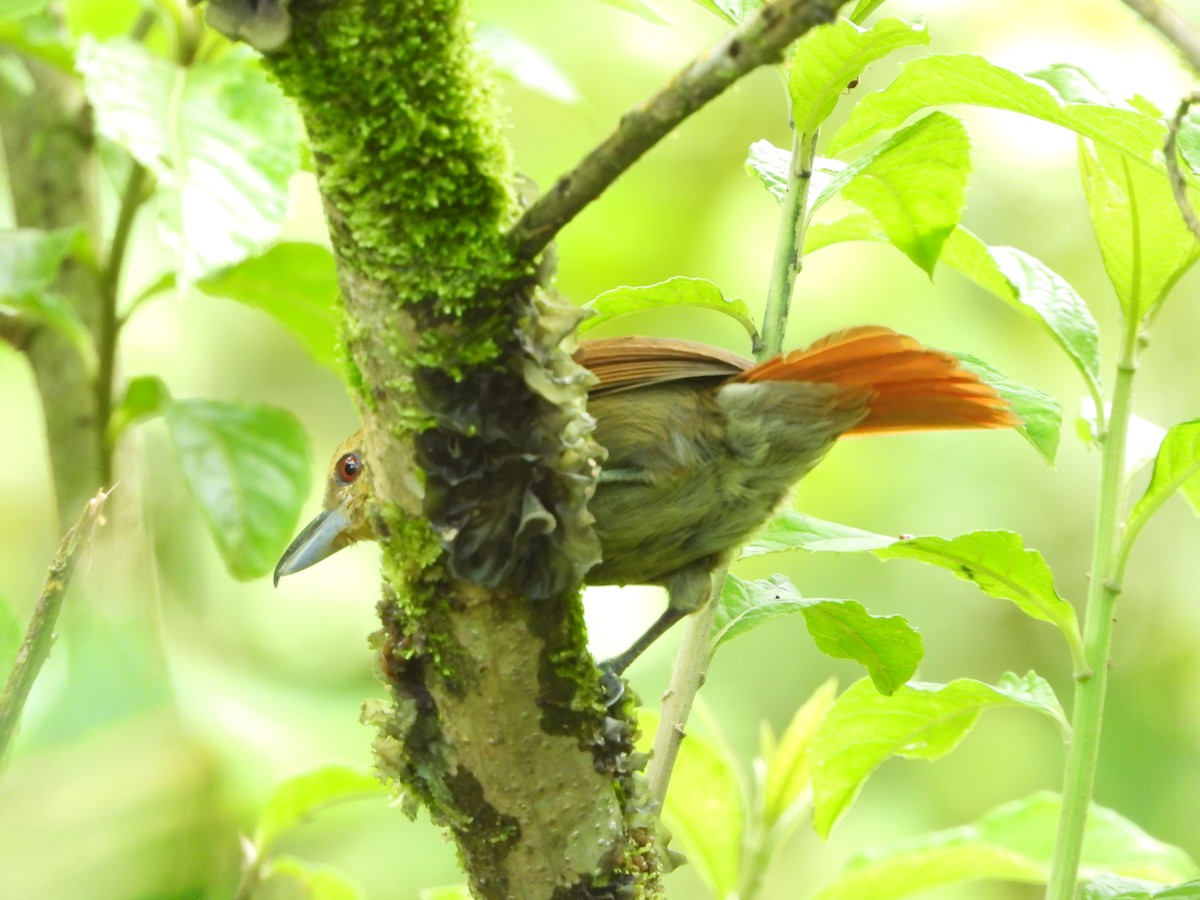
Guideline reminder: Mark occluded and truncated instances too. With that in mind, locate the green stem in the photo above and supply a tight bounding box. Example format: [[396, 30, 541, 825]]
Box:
[[759, 128, 817, 357], [1045, 315, 1140, 899], [0, 489, 110, 760]]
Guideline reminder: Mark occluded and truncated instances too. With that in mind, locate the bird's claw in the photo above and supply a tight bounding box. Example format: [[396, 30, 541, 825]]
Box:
[[598, 663, 626, 707]]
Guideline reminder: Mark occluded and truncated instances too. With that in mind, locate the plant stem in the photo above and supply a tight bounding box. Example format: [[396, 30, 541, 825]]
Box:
[[1045, 315, 1141, 899], [0, 488, 111, 760], [760, 129, 817, 357]]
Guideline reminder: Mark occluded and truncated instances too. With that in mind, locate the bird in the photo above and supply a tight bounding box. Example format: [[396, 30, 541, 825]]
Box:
[[274, 326, 1018, 675]]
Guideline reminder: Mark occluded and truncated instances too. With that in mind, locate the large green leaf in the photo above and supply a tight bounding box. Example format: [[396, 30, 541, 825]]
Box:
[[742, 510, 897, 556], [953, 351, 1062, 465], [810, 674, 1067, 837], [581, 276, 759, 347], [254, 764, 385, 852], [640, 709, 744, 898], [1078, 139, 1200, 321], [77, 38, 299, 286], [829, 54, 1164, 165], [812, 792, 1199, 898], [166, 399, 310, 580], [789, 17, 929, 136], [876, 531, 1081, 659], [760, 679, 837, 830], [1129, 419, 1200, 537], [713, 574, 922, 694], [197, 242, 342, 372]]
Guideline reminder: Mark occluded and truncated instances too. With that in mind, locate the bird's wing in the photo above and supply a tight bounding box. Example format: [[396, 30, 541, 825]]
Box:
[[575, 337, 751, 396]]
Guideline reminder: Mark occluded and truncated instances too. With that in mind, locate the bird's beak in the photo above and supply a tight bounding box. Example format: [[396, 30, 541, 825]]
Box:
[[274, 502, 354, 586]]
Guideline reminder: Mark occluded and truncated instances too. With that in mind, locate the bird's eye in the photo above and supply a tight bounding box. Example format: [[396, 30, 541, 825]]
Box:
[[335, 452, 363, 485]]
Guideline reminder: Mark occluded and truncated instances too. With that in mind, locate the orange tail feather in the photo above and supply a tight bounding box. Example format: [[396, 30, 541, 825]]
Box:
[[735, 326, 1019, 434]]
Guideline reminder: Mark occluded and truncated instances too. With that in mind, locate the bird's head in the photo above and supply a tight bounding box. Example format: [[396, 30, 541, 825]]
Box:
[[274, 429, 376, 585]]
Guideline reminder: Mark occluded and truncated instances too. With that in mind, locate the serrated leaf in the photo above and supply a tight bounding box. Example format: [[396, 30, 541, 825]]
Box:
[[1079, 139, 1200, 321], [0, 594, 20, 675], [761, 679, 837, 829], [830, 54, 1165, 164], [815, 113, 970, 274], [198, 242, 341, 372], [875, 531, 1080, 653], [77, 38, 299, 286], [640, 709, 743, 897], [713, 574, 922, 694], [581, 276, 759, 346], [166, 399, 310, 580], [1129, 419, 1200, 536], [742, 510, 897, 556], [108, 374, 172, 443], [592, 0, 669, 25], [811, 674, 1066, 836], [254, 765, 385, 852], [953, 351, 1062, 465], [812, 792, 1199, 899], [790, 17, 929, 136], [267, 856, 363, 900], [476, 25, 579, 104]]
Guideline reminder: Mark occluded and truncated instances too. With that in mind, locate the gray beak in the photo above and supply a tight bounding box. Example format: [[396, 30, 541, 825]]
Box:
[[274, 503, 353, 586]]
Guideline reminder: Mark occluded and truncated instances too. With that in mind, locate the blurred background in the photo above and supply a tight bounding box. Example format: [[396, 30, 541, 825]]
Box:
[[3, 0, 1200, 897]]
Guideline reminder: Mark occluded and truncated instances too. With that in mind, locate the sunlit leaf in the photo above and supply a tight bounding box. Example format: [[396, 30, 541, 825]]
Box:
[[581, 276, 759, 346], [745, 142, 847, 207], [742, 510, 897, 557], [761, 679, 836, 829], [810, 674, 1067, 837], [267, 856, 363, 900], [197, 242, 342, 372], [592, 0, 669, 25], [0, 594, 20, 675], [682, 0, 739, 25], [1080, 398, 1166, 477], [166, 399, 310, 580], [254, 765, 385, 852], [77, 38, 299, 286], [1129, 420, 1200, 535], [0, 0, 50, 21], [713, 574, 922, 694], [789, 17, 929, 136], [640, 709, 743, 897], [477, 25, 579, 104], [954, 352, 1062, 465], [1078, 139, 1200, 321], [108, 375, 172, 443], [812, 792, 1199, 898], [814, 113, 970, 274], [876, 531, 1080, 652], [830, 54, 1164, 165], [849, 0, 888, 23]]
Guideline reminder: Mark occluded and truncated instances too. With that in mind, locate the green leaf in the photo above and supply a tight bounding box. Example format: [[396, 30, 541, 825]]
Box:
[[581, 276, 759, 347], [682, 0, 739, 25], [197, 242, 342, 372], [166, 399, 310, 581], [1129, 420, 1200, 535], [811, 792, 1199, 898], [476, 25, 579, 104], [0, 594, 20, 675], [254, 764, 385, 852], [875, 531, 1081, 656], [592, 0, 670, 25], [418, 888, 473, 900], [108, 375, 172, 443], [742, 510, 897, 556], [761, 679, 837, 829], [789, 17, 929, 136], [1080, 399, 1166, 477], [816, 113, 970, 275], [1079, 139, 1200, 321], [0, 0, 51, 21], [745, 142, 847, 207], [849, 0, 888, 23], [830, 54, 1165, 164], [267, 856, 363, 900], [953, 351, 1062, 465], [810, 674, 1067, 837], [77, 38, 299, 286], [640, 709, 743, 897], [713, 574, 922, 694]]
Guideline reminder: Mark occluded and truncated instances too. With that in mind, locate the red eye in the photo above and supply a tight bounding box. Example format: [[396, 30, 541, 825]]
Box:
[[335, 452, 363, 485]]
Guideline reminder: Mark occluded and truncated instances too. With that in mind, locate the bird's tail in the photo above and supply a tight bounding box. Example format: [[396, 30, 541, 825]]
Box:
[[735, 326, 1019, 434]]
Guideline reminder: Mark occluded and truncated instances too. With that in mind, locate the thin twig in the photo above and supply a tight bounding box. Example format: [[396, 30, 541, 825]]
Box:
[[507, 0, 847, 260], [0, 487, 112, 760], [1164, 92, 1200, 242], [1119, 0, 1200, 74]]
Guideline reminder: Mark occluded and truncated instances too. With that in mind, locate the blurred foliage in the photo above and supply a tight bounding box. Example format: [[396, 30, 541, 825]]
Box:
[[4, 0, 1200, 898]]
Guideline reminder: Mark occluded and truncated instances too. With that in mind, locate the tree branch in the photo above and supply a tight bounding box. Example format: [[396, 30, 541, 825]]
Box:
[[507, 0, 848, 260], [1118, 0, 1200, 73]]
